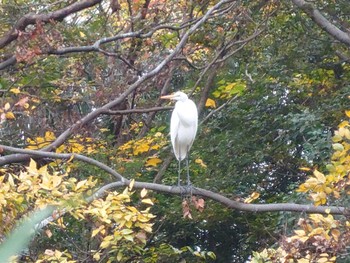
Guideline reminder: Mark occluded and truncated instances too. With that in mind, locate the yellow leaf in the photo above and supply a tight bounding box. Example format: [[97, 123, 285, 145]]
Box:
[[10, 88, 20, 94], [125, 220, 132, 228], [313, 170, 326, 183], [28, 159, 38, 174], [121, 229, 133, 235], [79, 31, 86, 38], [331, 229, 340, 241], [142, 198, 154, 205], [317, 257, 328, 263], [294, 229, 306, 236], [7, 173, 15, 187], [5, 111, 15, 120], [195, 158, 207, 168], [299, 167, 311, 171], [44, 131, 56, 141], [205, 98, 216, 108], [100, 239, 111, 249], [93, 253, 101, 261], [4, 102, 10, 111], [92, 226, 104, 237], [140, 188, 147, 198], [251, 192, 260, 199], [66, 155, 75, 163], [31, 98, 41, 104], [54, 250, 62, 259], [133, 143, 150, 155], [345, 110, 350, 118], [70, 142, 84, 153], [244, 192, 260, 203], [145, 157, 162, 167], [52, 175, 62, 188], [76, 179, 87, 191], [297, 259, 310, 263], [117, 251, 123, 261], [129, 179, 135, 191]]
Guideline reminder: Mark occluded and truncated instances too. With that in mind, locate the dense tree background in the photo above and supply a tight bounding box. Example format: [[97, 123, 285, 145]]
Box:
[[1, 0, 350, 262]]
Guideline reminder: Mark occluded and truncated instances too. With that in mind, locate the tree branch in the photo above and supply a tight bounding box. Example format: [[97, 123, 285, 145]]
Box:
[[0, 145, 124, 181], [0, 0, 103, 49], [94, 181, 347, 215], [0, 145, 347, 216], [0, 21, 201, 70], [102, 106, 173, 115], [291, 0, 350, 46]]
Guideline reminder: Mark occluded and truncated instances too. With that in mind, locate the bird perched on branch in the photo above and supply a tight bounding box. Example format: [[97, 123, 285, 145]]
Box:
[[161, 91, 198, 186]]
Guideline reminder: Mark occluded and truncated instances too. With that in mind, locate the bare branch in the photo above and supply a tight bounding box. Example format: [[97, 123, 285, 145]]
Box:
[[0, 56, 16, 70], [0, 0, 103, 49], [103, 106, 173, 115], [291, 0, 350, 46]]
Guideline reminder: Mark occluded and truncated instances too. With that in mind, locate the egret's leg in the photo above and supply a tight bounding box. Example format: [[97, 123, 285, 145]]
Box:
[[178, 158, 181, 186], [186, 148, 191, 186]]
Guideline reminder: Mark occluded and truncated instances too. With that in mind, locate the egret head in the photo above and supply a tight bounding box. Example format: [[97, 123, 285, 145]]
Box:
[[161, 91, 188, 102]]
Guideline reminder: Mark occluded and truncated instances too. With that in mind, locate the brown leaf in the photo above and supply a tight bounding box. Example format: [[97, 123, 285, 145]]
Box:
[[15, 96, 29, 108], [182, 199, 192, 219], [196, 198, 205, 212]]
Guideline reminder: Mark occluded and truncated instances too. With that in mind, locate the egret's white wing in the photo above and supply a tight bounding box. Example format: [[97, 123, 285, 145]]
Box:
[[170, 107, 180, 160], [170, 100, 198, 161]]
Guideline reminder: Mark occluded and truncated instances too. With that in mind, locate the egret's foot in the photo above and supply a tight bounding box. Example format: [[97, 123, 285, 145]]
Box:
[[171, 183, 186, 195], [184, 183, 193, 197]]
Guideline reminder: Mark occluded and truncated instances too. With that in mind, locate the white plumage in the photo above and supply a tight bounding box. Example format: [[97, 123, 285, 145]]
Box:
[[161, 91, 198, 185]]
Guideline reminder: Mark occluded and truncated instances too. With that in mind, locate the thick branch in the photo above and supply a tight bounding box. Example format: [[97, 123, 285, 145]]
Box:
[[94, 181, 347, 215], [0, 0, 102, 49], [0, 145, 347, 215], [291, 0, 350, 46], [102, 106, 173, 115]]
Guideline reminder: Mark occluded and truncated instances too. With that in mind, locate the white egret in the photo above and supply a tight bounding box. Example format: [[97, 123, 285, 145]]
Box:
[[161, 91, 198, 186]]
